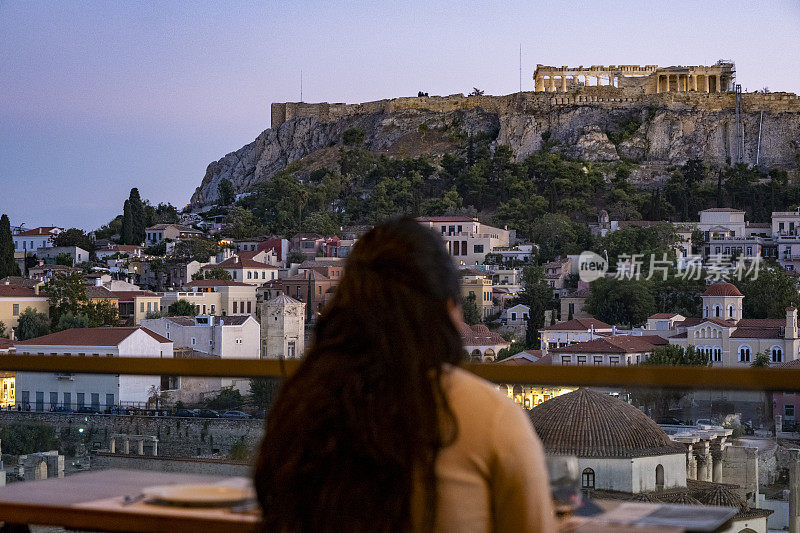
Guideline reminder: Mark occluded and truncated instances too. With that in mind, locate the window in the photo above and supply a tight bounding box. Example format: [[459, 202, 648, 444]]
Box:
[[12, 304, 19, 316], [262, 271, 265, 279], [91, 393, 100, 410], [191, 337, 196, 346], [211, 305, 215, 314], [569, 303, 575, 315], [140, 302, 145, 313], [453, 242, 460, 256], [461, 241, 467, 255], [511, 313, 517, 321], [655, 464, 665, 491], [577, 356, 587, 366], [714, 305, 720, 318], [609, 356, 620, 366], [233, 301, 238, 313], [561, 356, 572, 365], [106, 394, 115, 409], [147, 302, 152, 312], [712, 347, 722, 362], [247, 271, 252, 279], [63, 392, 70, 408], [318, 286, 322, 295], [49, 392, 58, 410], [593, 356, 603, 365], [785, 404, 795, 418], [771, 346, 784, 363], [474, 245, 484, 254], [247, 301, 252, 313], [728, 305, 735, 318], [582, 468, 595, 489], [739, 345, 751, 362], [232, 271, 237, 279], [287, 341, 296, 358], [35, 391, 44, 412], [76, 393, 85, 409], [457, 225, 463, 233]]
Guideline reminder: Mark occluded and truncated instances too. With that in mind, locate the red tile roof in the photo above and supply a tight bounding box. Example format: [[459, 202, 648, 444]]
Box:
[[551, 335, 663, 354], [649, 313, 681, 319], [730, 327, 783, 339], [736, 318, 786, 327], [0, 284, 40, 298], [541, 318, 612, 331], [15, 327, 170, 346], [702, 283, 743, 297], [204, 256, 278, 270], [416, 216, 475, 222], [16, 227, 61, 236], [678, 317, 735, 328], [459, 323, 509, 348], [109, 291, 160, 302], [778, 359, 800, 369], [184, 280, 251, 288], [0, 339, 15, 350]]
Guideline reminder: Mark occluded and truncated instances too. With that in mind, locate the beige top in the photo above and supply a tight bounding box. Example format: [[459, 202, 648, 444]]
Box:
[[414, 366, 557, 533]]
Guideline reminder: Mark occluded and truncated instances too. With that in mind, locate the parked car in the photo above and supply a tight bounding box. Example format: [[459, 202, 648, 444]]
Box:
[[695, 418, 719, 427], [197, 409, 220, 418], [175, 409, 195, 418], [221, 410, 250, 419], [657, 416, 684, 425]]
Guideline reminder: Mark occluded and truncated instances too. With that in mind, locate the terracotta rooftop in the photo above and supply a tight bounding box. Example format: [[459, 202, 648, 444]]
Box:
[[700, 208, 745, 213], [528, 388, 686, 458], [0, 277, 41, 289], [730, 327, 783, 339], [0, 284, 41, 298], [85, 286, 118, 299], [184, 280, 251, 288], [416, 216, 474, 222], [15, 327, 170, 346], [550, 335, 665, 355], [496, 350, 542, 365], [649, 313, 681, 319], [16, 226, 61, 236], [459, 323, 509, 348], [540, 317, 612, 331], [778, 359, 800, 369], [701, 283, 743, 297], [0, 339, 15, 351]]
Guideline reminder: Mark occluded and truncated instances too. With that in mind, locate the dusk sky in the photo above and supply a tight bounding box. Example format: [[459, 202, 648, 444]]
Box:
[[2, 1, 799, 231]]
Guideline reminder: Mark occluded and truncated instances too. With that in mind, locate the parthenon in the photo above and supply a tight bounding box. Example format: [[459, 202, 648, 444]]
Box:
[[533, 62, 735, 94]]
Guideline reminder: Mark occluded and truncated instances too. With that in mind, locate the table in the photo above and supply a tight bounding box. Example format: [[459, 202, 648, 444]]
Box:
[[0, 469, 259, 533]]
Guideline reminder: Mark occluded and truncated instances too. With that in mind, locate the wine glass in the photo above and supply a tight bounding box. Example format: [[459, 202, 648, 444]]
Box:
[[545, 454, 582, 518]]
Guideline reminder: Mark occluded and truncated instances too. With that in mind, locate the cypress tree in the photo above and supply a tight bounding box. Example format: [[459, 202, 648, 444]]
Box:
[[129, 188, 146, 245], [0, 214, 20, 277], [122, 200, 134, 245]]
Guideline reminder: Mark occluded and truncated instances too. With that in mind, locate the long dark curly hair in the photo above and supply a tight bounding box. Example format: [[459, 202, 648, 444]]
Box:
[[254, 217, 465, 532]]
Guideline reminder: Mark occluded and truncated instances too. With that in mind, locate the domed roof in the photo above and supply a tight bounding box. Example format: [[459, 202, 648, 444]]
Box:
[[702, 283, 743, 297], [663, 492, 702, 506], [697, 485, 748, 512], [527, 389, 686, 458]]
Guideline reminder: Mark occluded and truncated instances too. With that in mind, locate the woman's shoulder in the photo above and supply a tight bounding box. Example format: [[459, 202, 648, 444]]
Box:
[[444, 365, 517, 412]]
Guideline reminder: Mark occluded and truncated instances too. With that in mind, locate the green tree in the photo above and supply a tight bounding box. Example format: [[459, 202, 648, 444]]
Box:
[[528, 214, 591, 264], [223, 207, 264, 239], [56, 311, 90, 331], [462, 293, 481, 325], [287, 249, 306, 264], [0, 423, 58, 454], [249, 377, 282, 410], [734, 265, 800, 318], [0, 321, 6, 338], [497, 340, 526, 361], [52, 228, 93, 251], [44, 271, 87, 325], [121, 199, 134, 245], [342, 127, 366, 147], [168, 299, 197, 316], [0, 214, 20, 277], [16, 307, 51, 340], [517, 265, 554, 349], [205, 387, 243, 411], [173, 238, 220, 263], [54, 253, 73, 266], [192, 267, 232, 281], [82, 300, 119, 327], [129, 188, 146, 245], [751, 351, 771, 368], [585, 277, 656, 327], [218, 178, 236, 206]]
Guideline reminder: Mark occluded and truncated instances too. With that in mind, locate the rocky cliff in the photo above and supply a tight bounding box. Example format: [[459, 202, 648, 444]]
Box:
[[191, 89, 800, 206]]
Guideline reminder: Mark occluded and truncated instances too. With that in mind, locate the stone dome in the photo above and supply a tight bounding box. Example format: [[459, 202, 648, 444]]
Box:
[[663, 492, 702, 505], [702, 283, 743, 297], [528, 388, 686, 458]]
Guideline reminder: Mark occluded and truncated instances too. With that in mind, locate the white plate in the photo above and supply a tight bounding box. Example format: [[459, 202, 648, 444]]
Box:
[[141, 484, 255, 506]]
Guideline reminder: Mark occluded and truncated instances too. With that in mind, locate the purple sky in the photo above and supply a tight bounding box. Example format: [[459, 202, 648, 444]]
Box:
[[2, 1, 799, 231]]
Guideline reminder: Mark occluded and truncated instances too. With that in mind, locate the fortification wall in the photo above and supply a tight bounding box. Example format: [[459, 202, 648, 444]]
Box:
[[270, 89, 800, 128]]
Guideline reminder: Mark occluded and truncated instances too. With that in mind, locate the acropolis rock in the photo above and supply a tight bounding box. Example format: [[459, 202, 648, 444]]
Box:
[[190, 65, 800, 206]]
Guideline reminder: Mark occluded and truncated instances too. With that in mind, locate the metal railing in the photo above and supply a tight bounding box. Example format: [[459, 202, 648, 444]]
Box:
[[2, 355, 800, 392]]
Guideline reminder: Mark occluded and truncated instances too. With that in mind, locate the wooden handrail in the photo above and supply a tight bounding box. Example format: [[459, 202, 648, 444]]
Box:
[[1, 355, 800, 391]]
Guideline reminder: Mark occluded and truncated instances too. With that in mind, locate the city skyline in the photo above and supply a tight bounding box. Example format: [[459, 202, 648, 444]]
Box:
[[2, 0, 799, 230]]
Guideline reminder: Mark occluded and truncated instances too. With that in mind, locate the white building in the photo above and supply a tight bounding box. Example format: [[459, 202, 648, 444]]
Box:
[[12, 227, 62, 253], [539, 317, 614, 355], [36, 246, 89, 266], [417, 216, 511, 266], [141, 315, 260, 393], [14, 327, 173, 410]]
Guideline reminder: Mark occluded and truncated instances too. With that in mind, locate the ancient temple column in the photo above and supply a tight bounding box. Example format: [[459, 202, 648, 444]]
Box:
[[561, 76, 567, 92], [656, 75, 661, 93], [152, 439, 158, 457], [686, 444, 698, 479], [535, 77, 543, 92], [109, 437, 115, 454], [665, 75, 670, 92], [124, 438, 130, 455], [692, 75, 698, 91], [137, 439, 144, 456], [549, 77, 555, 92]]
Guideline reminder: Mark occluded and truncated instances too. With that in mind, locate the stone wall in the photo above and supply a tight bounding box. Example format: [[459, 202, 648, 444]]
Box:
[[92, 452, 251, 476], [0, 411, 265, 458]]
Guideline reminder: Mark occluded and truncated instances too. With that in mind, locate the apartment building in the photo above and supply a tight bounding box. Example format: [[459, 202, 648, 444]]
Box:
[[417, 216, 511, 266]]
